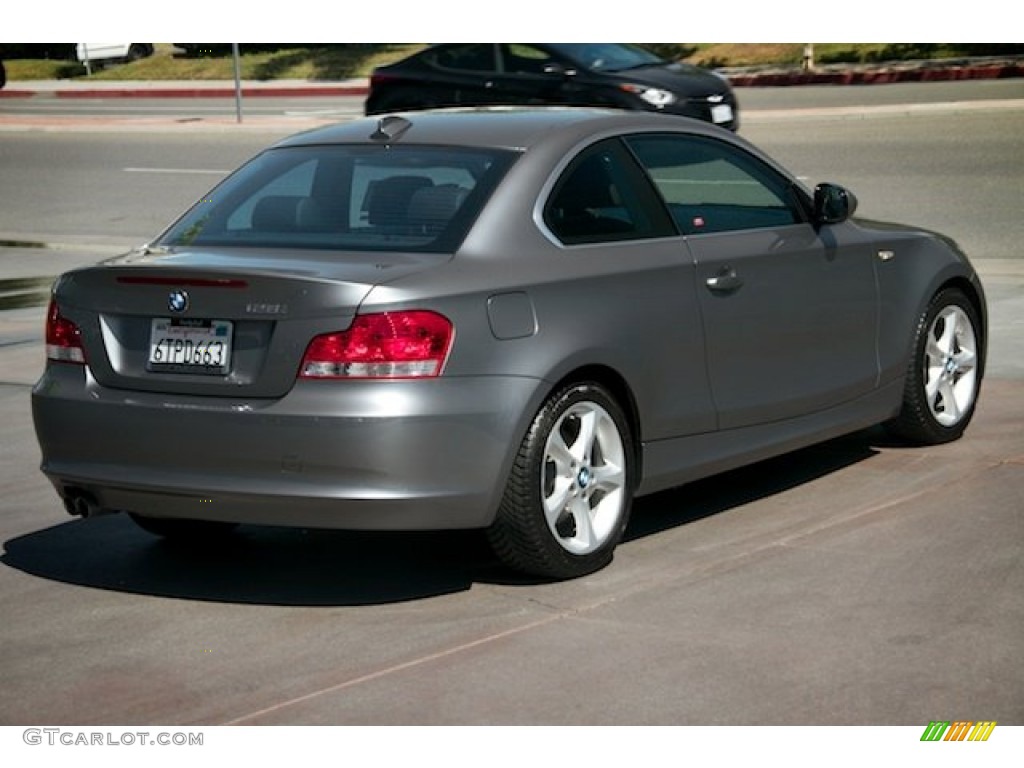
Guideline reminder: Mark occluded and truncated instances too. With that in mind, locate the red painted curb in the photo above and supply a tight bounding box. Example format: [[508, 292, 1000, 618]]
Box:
[[51, 86, 369, 99], [726, 64, 1024, 87]]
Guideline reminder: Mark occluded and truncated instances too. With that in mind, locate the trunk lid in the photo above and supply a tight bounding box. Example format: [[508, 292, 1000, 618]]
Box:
[[55, 246, 446, 398]]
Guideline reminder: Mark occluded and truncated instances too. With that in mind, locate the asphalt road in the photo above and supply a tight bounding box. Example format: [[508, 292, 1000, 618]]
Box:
[[0, 84, 1022, 731], [1, 78, 1021, 119]]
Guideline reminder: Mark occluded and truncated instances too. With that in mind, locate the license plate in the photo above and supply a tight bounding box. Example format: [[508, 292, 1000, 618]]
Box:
[[711, 104, 734, 124], [148, 318, 233, 374]]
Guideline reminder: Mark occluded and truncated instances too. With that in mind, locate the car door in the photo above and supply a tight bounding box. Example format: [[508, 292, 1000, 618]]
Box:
[[490, 44, 583, 106], [423, 44, 503, 106], [626, 133, 879, 431], [540, 139, 718, 440]]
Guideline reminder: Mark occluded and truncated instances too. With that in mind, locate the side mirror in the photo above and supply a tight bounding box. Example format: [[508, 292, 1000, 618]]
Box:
[[813, 183, 858, 225]]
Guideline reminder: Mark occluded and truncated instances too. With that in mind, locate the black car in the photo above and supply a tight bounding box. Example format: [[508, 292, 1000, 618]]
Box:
[[365, 43, 739, 130]]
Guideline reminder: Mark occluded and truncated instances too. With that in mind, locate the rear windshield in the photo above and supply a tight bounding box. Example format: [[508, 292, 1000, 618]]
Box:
[[159, 145, 515, 252]]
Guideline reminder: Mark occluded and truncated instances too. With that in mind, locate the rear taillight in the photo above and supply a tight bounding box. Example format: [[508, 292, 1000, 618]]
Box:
[[45, 299, 86, 364], [299, 311, 453, 380]]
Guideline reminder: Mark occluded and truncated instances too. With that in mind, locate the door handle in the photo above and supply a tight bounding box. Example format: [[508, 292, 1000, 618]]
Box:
[[705, 268, 743, 293]]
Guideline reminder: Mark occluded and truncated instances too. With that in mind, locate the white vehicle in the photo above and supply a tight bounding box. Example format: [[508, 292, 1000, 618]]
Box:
[[76, 44, 153, 64]]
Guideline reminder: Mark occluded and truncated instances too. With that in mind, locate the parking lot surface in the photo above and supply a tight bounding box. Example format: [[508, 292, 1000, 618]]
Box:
[[1, 87, 1021, 728]]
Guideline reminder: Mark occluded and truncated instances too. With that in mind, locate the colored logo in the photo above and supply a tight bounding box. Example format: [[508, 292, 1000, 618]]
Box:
[[168, 290, 189, 314], [920, 721, 996, 742]]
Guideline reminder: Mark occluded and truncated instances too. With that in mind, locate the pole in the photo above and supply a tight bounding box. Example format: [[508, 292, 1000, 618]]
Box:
[[232, 43, 243, 123]]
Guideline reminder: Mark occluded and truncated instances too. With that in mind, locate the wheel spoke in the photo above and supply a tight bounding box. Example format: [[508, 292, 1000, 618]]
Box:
[[926, 333, 947, 363], [953, 346, 977, 374], [543, 477, 573, 524], [569, 497, 597, 549], [546, 429, 574, 472], [933, 309, 957, 356], [925, 367, 943, 401], [937, 377, 961, 423], [933, 311, 954, 360], [590, 461, 625, 493], [573, 409, 598, 464]]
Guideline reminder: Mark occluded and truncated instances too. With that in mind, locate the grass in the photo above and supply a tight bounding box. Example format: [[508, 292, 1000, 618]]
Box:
[[5, 43, 1024, 81]]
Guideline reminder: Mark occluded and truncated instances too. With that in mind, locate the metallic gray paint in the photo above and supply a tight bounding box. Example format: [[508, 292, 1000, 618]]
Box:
[[32, 109, 986, 540]]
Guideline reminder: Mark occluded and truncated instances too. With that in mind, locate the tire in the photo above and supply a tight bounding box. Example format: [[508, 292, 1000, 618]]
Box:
[[125, 44, 152, 63], [130, 513, 238, 542], [887, 287, 982, 445], [487, 382, 634, 580]]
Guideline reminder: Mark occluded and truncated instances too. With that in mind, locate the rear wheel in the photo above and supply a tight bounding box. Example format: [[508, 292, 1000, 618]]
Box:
[[125, 44, 152, 62], [488, 382, 634, 580], [130, 514, 238, 541], [887, 287, 982, 444]]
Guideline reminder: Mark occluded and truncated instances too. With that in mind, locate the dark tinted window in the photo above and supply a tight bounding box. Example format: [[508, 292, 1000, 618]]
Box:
[[626, 134, 802, 234], [499, 44, 556, 75], [429, 44, 497, 73], [544, 139, 674, 245], [551, 43, 663, 72], [159, 145, 515, 253]]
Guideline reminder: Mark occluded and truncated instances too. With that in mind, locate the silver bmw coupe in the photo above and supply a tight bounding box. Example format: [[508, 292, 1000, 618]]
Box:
[[32, 109, 986, 579]]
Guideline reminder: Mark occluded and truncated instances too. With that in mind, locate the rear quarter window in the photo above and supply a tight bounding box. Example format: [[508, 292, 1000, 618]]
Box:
[[543, 138, 675, 245]]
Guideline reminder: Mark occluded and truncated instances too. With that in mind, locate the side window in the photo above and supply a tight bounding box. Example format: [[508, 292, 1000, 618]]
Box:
[[625, 134, 802, 235], [544, 139, 674, 246], [499, 44, 555, 75], [431, 44, 497, 73]]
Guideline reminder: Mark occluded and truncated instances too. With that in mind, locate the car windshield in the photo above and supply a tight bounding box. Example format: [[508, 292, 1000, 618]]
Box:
[[551, 43, 664, 72], [159, 145, 515, 253]]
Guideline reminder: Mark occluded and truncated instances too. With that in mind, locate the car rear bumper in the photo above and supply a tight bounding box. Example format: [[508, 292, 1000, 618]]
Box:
[[32, 364, 542, 530]]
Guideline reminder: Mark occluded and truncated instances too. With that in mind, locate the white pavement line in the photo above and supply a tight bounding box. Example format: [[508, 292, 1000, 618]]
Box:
[[745, 98, 1024, 123], [123, 167, 230, 175]]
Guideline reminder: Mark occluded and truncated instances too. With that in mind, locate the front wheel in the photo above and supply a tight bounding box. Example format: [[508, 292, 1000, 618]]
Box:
[[487, 382, 634, 580], [887, 287, 982, 444]]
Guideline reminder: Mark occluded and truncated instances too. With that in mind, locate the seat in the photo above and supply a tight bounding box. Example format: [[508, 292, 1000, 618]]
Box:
[[365, 176, 434, 228], [407, 184, 469, 235], [549, 156, 636, 240], [251, 195, 305, 232]]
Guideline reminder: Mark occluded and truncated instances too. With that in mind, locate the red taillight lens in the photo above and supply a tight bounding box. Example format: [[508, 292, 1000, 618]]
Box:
[[45, 299, 86, 364], [299, 311, 453, 380]]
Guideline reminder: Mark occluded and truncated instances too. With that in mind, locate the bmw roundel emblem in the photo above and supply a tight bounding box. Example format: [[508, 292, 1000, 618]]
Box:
[[168, 290, 189, 313]]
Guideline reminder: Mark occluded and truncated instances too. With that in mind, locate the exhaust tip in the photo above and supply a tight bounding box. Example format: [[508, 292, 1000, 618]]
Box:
[[63, 488, 104, 518]]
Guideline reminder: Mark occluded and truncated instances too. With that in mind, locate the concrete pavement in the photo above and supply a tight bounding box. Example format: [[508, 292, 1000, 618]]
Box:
[[0, 79, 1022, 730]]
